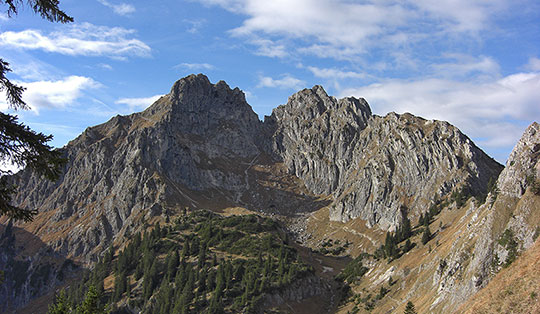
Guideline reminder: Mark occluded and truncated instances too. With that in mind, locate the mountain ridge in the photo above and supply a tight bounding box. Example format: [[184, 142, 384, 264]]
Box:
[[2, 74, 526, 313]]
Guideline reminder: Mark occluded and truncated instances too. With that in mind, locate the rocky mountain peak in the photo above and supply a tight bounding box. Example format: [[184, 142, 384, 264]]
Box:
[[167, 73, 247, 109], [497, 122, 540, 197], [141, 74, 259, 139], [272, 84, 372, 122]]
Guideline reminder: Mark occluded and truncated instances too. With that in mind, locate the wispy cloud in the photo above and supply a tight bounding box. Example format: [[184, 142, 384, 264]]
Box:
[[430, 54, 501, 79], [0, 76, 100, 113], [250, 38, 288, 58], [307, 66, 366, 80], [2, 53, 63, 81], [257, 74, 305, 90], [97, 0, 135, 16], [0, 22, 150, 58], [98, 63, 113, 70], [184, 19, 207, 34], [199, 0, 507, 62], [115, 94, 163, 111], [526, 57, 540, 72], [174, 63, 215, 71]]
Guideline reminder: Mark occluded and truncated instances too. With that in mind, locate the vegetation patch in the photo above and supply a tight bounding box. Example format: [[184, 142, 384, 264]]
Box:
[[47, 210, 313, 314]]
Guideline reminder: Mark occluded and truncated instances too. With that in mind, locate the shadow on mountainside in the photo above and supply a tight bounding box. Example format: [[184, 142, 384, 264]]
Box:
[[0, 222, 80, 314]]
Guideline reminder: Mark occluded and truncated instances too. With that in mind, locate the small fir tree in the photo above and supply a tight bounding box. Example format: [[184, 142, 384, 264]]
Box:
[[422, 226, 432, 245], [404, 301, 417, 314]]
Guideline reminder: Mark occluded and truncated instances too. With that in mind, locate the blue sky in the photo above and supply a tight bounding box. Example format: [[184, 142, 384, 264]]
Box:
[[1, 0, 540, 164]]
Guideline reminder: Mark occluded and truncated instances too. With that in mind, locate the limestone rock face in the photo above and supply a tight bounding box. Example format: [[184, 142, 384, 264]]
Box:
[[497, 122, 540, 197], [10, 74, 263, 263], [431, 122, 540, 312], [267, 86, 502, 229]]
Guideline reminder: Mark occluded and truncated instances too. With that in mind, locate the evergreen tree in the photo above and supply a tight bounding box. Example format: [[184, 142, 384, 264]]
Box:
[[181, 238, 190, 259], [198, 265, 208, 297], [198, 241, 207, 269], [214, 264, 225, 299], [207, 268, 216, 291], [422, 226, 432, 245], [404, 301, 417, 314], [166, 250, 179, 280], [401, 215, 412, 240], [384, 232, 398, 259], [233, 262, 245, 283], [423, 212, 431, 226], [224, 261, 233, 289], [113, 271, 127, 301], [1, 0, 70, 222], [143, 260, 159, 300], [403, 239, 413, 253], [175, 261, 187, 290], [134, 262, 143, 280], [47, 290, 71, 314], [182, 266, 195, 304], [125, 276, 131, 299], [76, 285, 107, 314], [207, 294, 223, 314], [258, 275, 268, 294], [173, 294, 189, 314]]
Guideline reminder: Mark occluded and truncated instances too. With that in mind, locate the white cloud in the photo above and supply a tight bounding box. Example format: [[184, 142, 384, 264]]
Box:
[[257, 74, 305, 90], [174, 63, 215, 71], [0, 76, 99, 113], [431, 54, 501, 79], [412, 0, 505, 33], [199, 0, 507, 61], [307, 66, 366, 80], [3, 54, 62, 81], [115, 94, 163, 110], [0, 22, 150, 58], [0, 13, 8, 21], [341, 71, 540, 161], [97, 0, 135, 16], [526, 57, 540, 71], [98, 63, 113, 70], [250, 38, 288, 58]]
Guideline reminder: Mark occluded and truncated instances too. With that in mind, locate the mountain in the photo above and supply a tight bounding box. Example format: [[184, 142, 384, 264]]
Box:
[[2, 74, 532, 314], [332, 122, 539, 313]]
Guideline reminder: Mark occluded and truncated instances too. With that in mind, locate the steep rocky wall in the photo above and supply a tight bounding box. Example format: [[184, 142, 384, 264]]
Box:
[[268, 86, 502, 230], [431, 122, 540, 312], [10, 74, 263, 263]]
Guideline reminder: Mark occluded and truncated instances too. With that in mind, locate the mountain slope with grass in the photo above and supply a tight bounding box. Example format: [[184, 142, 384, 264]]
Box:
[[2, 74, 531, 314]]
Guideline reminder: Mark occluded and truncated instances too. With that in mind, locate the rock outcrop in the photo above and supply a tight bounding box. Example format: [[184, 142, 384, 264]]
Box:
[[422, 122, 540, 312], [267, 86, 502, 229], [497, 122, 540, 198]]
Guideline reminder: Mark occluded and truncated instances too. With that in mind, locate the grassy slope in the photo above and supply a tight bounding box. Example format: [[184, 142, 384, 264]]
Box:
[[458, 238, 540, 314]]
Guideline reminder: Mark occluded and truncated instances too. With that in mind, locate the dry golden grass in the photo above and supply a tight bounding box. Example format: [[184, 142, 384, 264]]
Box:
[[458, 238, 540, 314]]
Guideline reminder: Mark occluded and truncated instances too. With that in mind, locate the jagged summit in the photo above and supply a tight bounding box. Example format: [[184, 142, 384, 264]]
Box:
[[140, 74, 260, 139], [272, 84, 372, 122], [165, 73, 248, 112]]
